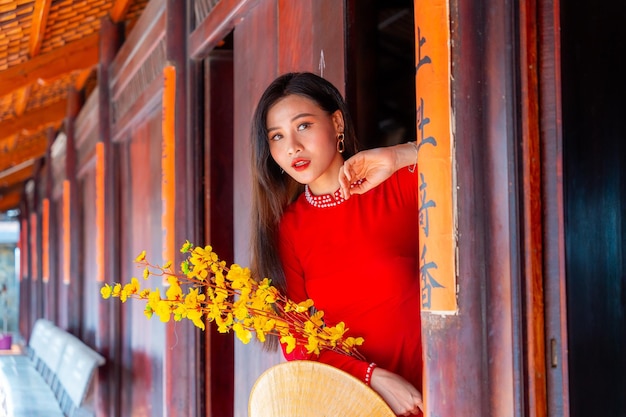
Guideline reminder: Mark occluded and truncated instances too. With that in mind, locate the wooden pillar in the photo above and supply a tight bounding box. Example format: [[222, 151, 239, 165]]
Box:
[[28, 172, 41, 322], [63, 87, 82, 334], [96, 15, 122, 417], [43, 127, 58, 323], [420, 0, 525, 415], [164, 1, 198, 415], [18, 201, 31, 341]]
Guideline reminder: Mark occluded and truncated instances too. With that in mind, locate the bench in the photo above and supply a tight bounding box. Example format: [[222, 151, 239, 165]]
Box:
[[0, 319, 105, 417]]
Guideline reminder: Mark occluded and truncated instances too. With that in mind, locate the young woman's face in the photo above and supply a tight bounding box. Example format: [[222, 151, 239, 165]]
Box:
[[266, 94, 345, 194]]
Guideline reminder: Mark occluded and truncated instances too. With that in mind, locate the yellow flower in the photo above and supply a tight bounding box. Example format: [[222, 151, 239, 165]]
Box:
[[112, 283, 122, 297], [306, 335, 320, 355], [100, 284, 113, 299], [233, 322, 252, 344], [343, 337, 365, 350], [102, 243, 366, 361], [144, 304, 153, 319], [280, 335, 296, 353], [180, 240, 193, 253], [165, 277, 182, 300], [215, 313, 233, 333], [295, 299, 314, 312], [123, 277, 140, 295], [232, 301, 249, 321], [155, 300, 172, 322]]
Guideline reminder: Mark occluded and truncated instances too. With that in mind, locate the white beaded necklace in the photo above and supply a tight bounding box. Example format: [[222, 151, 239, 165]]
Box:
[[304, 179, 365, 208]]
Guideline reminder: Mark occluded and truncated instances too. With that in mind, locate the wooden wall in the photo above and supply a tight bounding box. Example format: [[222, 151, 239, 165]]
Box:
[[561, 0, 626, 415]]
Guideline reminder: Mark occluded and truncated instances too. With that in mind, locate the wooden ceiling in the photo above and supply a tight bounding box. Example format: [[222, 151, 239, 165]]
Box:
[[0, 0, 148, 216]]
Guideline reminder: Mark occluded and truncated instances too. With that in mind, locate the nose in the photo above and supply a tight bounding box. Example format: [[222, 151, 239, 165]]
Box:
[[285, 134, 302, 156]]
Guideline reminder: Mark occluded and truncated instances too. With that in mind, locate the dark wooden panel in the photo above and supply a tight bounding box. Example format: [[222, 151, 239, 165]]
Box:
[[205, 50, 235, 417], [561, 0, 626, 415]]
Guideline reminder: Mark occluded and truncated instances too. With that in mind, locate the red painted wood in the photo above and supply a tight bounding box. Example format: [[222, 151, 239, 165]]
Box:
[[44, 128, 58, 323], [277, 0, 313, 72], [518, 1, 548, 416]]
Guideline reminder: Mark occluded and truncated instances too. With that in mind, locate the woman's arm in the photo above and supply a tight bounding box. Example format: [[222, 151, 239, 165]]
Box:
[[338, 141, 418, 199]]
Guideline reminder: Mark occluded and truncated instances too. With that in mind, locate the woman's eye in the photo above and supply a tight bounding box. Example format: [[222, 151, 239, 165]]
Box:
[[297, 123, 310, 131], [269, 133, 282, 141]]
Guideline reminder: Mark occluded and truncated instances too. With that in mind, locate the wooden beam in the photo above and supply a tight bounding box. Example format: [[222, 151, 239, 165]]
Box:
[[0, 98, 67, 138], [29, 0, 53, 58], [0, 134, 18, 152], [14, 86, 31, 117], [110, 0, 133, 23], [0, 191, 22, 212], [0, 135, 48, 173], [0, 33, 99, 98], [74, 68, 94, 91], [0, 163, 33, 187]]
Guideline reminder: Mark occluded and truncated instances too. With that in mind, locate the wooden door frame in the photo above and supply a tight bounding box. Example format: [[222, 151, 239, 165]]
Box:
[[536, 0, 570, 415], [520, 0, 571, 415]]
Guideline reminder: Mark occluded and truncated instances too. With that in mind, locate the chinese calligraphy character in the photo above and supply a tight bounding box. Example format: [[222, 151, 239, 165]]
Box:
[[416, 26, 432, 75], [416, 97, 437, 151], [419, 173, 436, 237], [420, 244, 444, 309]]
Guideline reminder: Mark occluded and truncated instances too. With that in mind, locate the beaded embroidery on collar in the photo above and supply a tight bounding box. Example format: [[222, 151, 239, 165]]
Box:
[[304, 178, 365, 208]]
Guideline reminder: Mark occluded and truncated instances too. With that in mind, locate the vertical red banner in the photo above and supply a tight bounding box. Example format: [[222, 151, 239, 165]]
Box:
[[95, 142, 105, 282], [30, 213, 38, 280], [19, 218, 27, 281], [162, 65, 176, 269], [415, 0, 457, 313], [42, 198, 50, 283], [63, 180, 71, 284]]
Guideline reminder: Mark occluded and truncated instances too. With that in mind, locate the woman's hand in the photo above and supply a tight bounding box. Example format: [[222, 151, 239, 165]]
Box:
[[338, 142, 418, 200], [370, 367, 423, 416]]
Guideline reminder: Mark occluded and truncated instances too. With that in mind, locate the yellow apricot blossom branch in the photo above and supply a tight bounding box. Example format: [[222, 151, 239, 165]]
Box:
[[101, 241, 365, 360]]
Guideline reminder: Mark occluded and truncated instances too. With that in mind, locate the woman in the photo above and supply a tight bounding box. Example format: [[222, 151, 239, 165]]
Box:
[[250, 72, 422, 416]]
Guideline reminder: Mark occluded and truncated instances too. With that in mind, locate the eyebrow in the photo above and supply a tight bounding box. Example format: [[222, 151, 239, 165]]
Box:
[[267, 112, 316, 132]]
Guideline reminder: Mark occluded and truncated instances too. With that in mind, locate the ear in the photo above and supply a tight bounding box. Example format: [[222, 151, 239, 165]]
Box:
[[331, 110, 345, 133]]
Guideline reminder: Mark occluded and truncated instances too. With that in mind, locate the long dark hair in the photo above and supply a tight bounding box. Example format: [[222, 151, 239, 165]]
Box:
[[250, 72, 358, 295]]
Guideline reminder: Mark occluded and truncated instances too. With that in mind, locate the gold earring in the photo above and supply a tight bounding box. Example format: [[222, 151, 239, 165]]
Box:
[[336, 133, 345, 153]]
